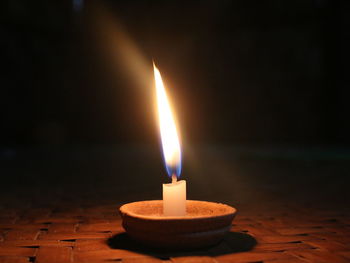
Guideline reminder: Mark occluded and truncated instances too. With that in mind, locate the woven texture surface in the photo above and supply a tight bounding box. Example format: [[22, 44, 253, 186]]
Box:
[[0, 201, 349, 262], [0, 148, 349, 262]]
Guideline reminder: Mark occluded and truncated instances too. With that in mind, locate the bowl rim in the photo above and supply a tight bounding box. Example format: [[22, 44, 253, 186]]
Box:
[[119, 200, 237, 221]]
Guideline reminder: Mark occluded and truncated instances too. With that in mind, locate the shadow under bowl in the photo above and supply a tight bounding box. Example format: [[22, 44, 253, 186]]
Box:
[[119, 200, 237, 250]]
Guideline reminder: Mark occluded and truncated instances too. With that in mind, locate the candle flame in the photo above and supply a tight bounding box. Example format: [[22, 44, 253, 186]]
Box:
[[154, 63, 182, 179]]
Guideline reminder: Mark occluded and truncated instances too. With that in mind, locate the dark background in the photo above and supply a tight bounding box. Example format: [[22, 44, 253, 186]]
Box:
[[1, 0, 349, 148], [0, 1, 349, 220]]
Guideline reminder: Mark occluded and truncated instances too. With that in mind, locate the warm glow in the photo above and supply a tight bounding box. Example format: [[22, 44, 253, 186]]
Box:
[[154, 63, 182, 178]]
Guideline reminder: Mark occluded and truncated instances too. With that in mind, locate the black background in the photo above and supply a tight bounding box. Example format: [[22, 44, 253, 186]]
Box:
[[1, 0, 349, 148], [0, 1, 350, 224]]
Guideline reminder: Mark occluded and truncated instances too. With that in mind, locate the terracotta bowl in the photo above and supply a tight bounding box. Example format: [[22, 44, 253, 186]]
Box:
[[119, 200, 237, 250]]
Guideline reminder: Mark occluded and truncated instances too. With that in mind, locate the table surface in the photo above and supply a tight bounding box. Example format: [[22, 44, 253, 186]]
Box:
[[0, 146, 349, 262]]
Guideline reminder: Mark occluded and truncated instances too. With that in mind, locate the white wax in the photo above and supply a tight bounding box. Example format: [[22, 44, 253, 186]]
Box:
[[162, 179, 186, 216]]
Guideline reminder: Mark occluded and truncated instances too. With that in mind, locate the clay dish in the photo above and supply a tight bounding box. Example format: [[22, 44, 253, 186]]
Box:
[[119, 200, 237, 250]]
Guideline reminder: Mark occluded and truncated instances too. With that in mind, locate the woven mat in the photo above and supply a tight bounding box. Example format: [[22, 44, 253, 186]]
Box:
[[0, 149, 349, 262], [0, 201, 349, 263]]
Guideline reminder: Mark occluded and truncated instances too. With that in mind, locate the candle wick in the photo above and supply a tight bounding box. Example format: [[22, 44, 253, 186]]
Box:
[[172, 174, 177, 184]]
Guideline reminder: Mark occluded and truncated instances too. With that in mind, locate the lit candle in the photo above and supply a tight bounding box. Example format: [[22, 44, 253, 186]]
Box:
[[154, 63, 186, 216]]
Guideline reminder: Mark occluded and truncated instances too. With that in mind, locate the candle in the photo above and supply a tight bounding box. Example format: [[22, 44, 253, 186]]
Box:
[[153, 63, 186, 216], [119, 62, 237, 249], [163, 175, 186, 216]]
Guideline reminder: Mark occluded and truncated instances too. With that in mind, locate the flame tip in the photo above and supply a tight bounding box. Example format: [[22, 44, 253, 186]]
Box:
[[152, 60, 157, 68]]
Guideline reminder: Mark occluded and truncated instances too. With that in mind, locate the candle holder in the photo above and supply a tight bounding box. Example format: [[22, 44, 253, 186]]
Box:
[[119, 200, 236, 250]]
